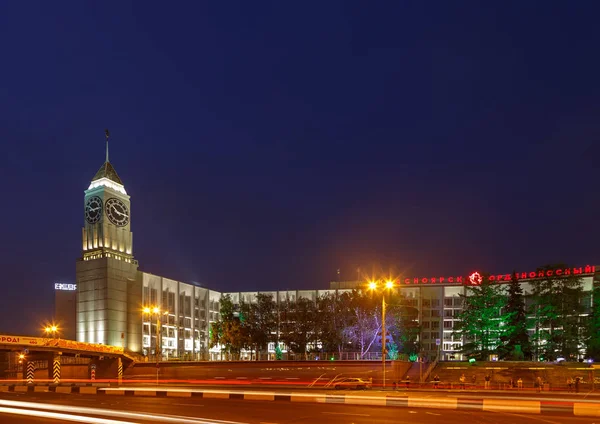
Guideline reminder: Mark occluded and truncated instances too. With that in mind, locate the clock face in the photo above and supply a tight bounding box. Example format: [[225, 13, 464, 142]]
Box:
[[85, 196, 103, 224], [105, 197, 130, 227]]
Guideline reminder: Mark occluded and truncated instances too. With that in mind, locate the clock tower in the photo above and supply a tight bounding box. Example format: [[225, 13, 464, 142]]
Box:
[[75, 132, 141, 350]]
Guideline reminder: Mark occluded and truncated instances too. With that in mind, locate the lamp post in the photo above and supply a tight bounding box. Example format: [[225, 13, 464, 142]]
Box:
[[368, 280, 395, 389], [143, 306, 168, 383]]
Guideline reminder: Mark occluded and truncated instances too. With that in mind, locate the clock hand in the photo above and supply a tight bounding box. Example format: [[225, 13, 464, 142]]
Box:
[[111, 206, 126, 217]]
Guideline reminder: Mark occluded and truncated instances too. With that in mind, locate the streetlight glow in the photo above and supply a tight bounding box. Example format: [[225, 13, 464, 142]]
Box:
[[143, 307, 151, 314], [385, 280, 394, 289], [368, 281, 377, 290], [152, 306, 160, 314]]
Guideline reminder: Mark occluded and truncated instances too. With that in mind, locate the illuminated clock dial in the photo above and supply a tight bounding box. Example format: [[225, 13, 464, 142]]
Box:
[[105, 197, 130, 227], [85, 196, 103, 224]]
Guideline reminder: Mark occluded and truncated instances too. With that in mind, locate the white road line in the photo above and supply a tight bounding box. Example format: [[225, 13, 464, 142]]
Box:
[[426, 412, 441, 416], [173, 403, 204, 407], [0, 406, 136, 424], [322, 412, 370, 417]]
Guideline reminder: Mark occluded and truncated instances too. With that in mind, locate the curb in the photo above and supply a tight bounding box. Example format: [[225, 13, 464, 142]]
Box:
[[4, 385, 600, 418]]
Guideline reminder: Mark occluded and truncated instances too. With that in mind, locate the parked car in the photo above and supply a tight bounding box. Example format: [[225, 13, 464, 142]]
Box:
[[334, 378, 372, 390]]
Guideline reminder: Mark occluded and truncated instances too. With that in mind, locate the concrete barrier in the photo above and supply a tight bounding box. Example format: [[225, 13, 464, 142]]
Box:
[[1, 384, 599, 417]]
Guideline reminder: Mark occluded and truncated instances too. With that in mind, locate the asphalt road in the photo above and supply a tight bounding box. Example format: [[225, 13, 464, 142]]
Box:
[[0, 391, 596, 424], [125, 361, 389, 385]]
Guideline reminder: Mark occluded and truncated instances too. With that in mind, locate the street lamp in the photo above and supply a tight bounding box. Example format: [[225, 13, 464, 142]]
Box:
[[44, 325, 59, 338], [142, 306, 168, 379], [368, 280, 395, 389]]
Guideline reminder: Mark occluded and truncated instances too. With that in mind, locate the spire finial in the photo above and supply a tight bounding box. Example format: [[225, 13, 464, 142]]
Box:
[[104, 129, 110, 162]]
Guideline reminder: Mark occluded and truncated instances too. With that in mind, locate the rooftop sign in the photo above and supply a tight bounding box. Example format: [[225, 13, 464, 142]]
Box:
[[54, 283, 77, 291], [403, 265, 596, 286]]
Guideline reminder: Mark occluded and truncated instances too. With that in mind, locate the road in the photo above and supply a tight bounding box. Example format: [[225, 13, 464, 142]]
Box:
[[0, 391, 595, 423], [124, 360, 395, 386]]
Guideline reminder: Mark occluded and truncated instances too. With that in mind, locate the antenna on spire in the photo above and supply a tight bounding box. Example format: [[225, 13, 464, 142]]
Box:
[[104, 129, 110, 162]]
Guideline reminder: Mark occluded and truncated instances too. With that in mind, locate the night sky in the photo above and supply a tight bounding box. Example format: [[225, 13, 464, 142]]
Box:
[[2, 2, 600, 334]]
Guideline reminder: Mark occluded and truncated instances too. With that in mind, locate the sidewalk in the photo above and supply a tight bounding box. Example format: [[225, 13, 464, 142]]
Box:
[[1, 384, 599, 417]]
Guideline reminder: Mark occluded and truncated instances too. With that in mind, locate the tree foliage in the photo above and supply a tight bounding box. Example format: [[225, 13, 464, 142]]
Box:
[[280, 297, 318, 358], [585, 282, 600, 360], [500, 272, 532, 360], [343, 290, 382, 357], [314, 292, 354, 354], [244, 293, 278, 359], [454, 274, 508, 360], [529, 265, 584, 361]]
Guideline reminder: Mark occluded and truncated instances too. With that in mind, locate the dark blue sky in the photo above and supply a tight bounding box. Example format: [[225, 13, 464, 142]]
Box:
[[1, 2, 600, 334]]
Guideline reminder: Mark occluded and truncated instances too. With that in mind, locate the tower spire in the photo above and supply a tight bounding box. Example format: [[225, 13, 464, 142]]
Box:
[[104, 129, 110, 163]]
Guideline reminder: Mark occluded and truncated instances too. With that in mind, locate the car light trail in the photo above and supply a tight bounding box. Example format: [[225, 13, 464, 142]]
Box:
[[0, 406, 137, 423], [0, 399, 248, 424]]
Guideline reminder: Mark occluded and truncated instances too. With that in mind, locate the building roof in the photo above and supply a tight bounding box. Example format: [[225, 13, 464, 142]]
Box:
[[91, 161, 123, 185]]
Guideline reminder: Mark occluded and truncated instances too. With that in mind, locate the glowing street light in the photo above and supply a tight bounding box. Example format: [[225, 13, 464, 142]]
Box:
[[142, 306, 169, 368], [367, 279, 396, 389], [44, 324, 59, 338]]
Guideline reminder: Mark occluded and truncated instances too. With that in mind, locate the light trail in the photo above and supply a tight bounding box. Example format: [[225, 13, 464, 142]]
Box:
[[0, 406, 137, 423], [0, 399, 248, 424]]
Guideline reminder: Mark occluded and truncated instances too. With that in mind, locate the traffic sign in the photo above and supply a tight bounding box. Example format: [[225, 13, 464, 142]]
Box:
[[435, 339, 441, 346]]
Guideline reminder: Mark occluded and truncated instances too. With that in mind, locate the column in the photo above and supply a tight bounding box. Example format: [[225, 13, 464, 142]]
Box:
[[25, 361, 35, 385], [51, 354, 61, 384], [117, 357, 123, 384]]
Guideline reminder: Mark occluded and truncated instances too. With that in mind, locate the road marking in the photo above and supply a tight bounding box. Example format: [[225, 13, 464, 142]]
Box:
[[426, 412, 441, 416], [322, 412, 370, 417], [173, 403, 204, 407]]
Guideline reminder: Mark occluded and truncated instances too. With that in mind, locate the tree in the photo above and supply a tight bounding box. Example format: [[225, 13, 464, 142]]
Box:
[[315, 291, 354, 355], [454, 274, 508, 360], [280, 297, 317, 358], [343, 290, 382, 358], [387, 293, 420, 357], [211, 294, 247, 359], [585, 282, 600, 360], [246, 293, 278, 360], [529, 265, 584, 361], [209, 321, 223, 359], [500, 272, 532, 360]]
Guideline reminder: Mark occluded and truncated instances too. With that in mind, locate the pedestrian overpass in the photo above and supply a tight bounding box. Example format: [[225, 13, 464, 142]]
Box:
[[0, 334, 139, 384]]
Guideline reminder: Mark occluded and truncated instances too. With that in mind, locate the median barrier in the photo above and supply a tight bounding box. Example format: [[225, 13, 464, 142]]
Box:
[[1, 384, 599, 417]]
